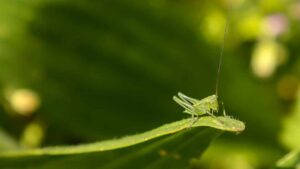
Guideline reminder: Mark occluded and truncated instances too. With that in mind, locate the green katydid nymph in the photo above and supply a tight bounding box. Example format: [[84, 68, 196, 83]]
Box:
[[173, 93, 219, 121], [172, 10, 245, 133], [173, 10, 230, 122]]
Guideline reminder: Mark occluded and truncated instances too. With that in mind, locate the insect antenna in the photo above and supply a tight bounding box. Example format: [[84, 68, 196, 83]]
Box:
[[215, 10, 230, 96]]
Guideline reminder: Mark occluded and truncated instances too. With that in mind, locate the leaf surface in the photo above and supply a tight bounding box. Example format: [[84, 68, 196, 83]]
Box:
[[0, 116, 244, 169], [276, 150, 300, 169]]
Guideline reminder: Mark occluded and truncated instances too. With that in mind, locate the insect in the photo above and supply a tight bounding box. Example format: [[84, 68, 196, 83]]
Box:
[[173, 11, 230, 123], [173, 92, 219, 121]]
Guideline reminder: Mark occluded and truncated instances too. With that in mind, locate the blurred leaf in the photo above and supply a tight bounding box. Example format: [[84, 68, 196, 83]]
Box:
[[276, 150, 300, 169], [194, 139, 283, 169], [0, 116, 244, 168], [0, 128, 19, 151], [280, 90, 300, 149]]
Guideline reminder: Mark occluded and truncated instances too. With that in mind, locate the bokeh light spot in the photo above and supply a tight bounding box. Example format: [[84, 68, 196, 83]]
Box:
[[8, 88, 41, 116]]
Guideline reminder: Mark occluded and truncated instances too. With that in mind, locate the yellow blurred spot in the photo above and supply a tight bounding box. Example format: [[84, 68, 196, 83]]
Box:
[[158, 149, 181, 159], [201, 9, 226, 44], [172, 153, 181, 160], [251, 40, 288, 78], [277, 75, 299, 100], [20, 121, 45, 148], [8, 89, 41, 116], [236, 11, 262, 40], [158, 149, 167, 157]]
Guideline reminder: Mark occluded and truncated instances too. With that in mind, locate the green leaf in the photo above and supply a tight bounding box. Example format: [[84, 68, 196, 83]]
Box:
[[0, 116, 244, 169], [276, 150, 300, 169]]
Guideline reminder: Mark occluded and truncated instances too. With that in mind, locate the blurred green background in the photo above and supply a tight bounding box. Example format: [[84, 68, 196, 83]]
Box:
[[0, 0, 300, 168]]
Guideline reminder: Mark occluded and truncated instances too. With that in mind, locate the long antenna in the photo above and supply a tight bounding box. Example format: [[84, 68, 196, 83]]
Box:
[[215, 12, 230, 96]]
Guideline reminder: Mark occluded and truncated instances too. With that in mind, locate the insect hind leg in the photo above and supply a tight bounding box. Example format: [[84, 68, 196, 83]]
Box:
[[181, 109, 199, 128], [187, 116, 199, 128], [178, 92, 198, 104], [173, 96, 194, 111]]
